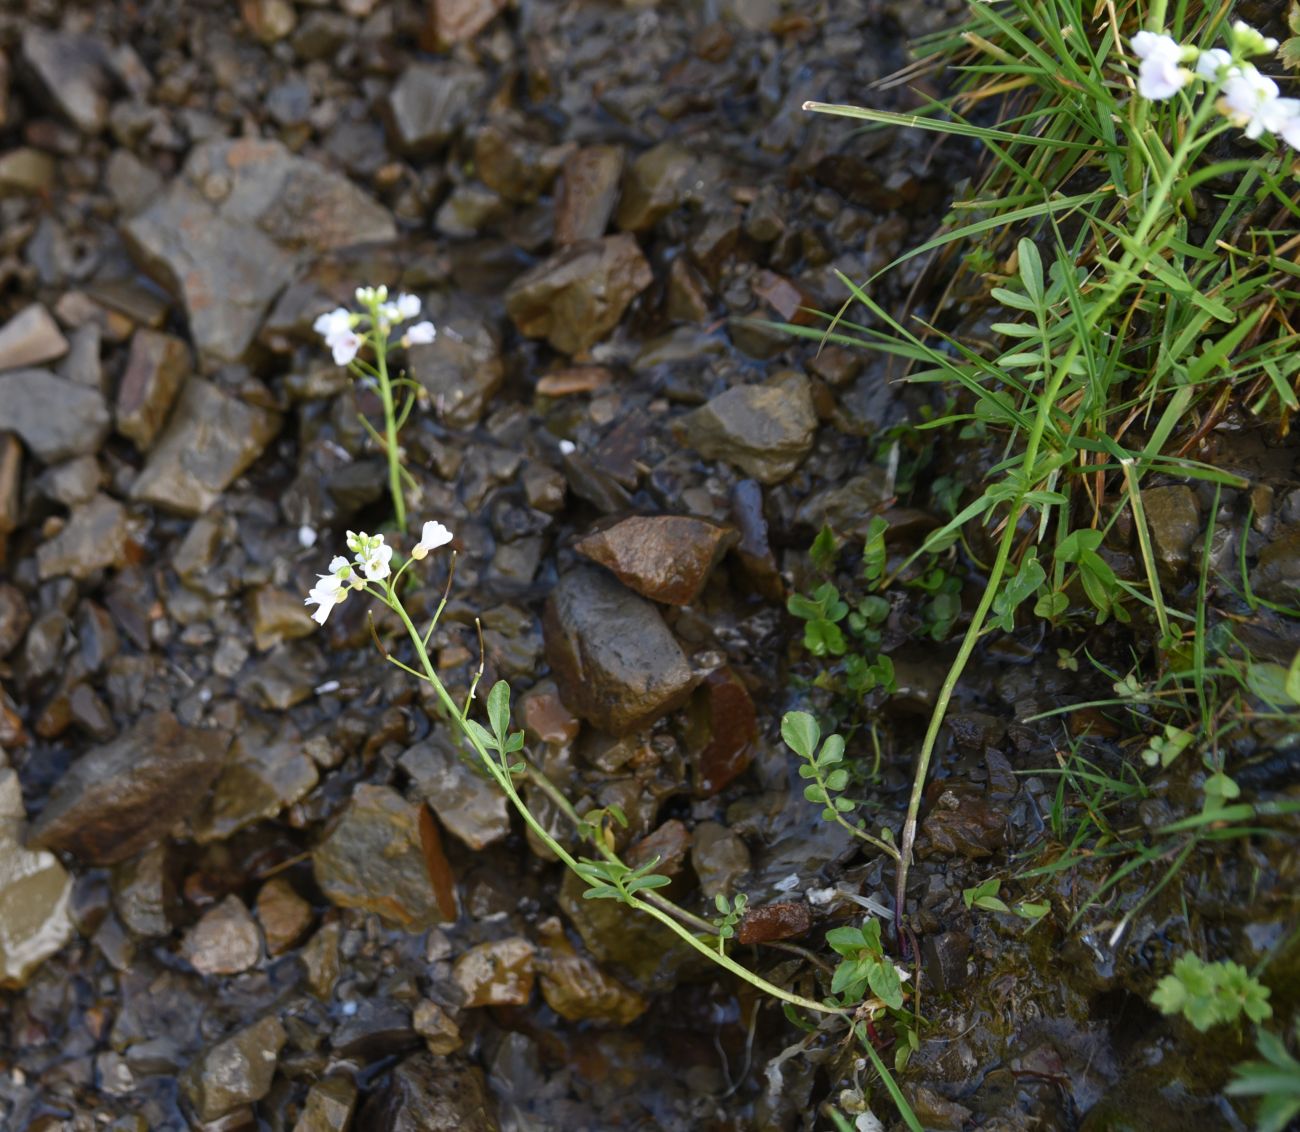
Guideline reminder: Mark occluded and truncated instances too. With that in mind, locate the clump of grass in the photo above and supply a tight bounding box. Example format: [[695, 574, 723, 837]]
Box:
[[782, 0, 1300, 937]]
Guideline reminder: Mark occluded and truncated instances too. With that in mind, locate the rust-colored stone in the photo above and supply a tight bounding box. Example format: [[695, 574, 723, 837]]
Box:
[[690, 667, 758, 796], [736, 902, 813, 946], [574, 514, 737, 606]]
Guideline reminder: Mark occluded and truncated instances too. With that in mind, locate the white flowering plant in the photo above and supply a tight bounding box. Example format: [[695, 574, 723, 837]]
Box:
[[313, 285, 437, 532], [773, 6, 1300, 1123], [300, 520, 921, 1123]]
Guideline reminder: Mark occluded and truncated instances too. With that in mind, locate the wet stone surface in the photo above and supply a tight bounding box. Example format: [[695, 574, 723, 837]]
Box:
[[0, 0, 1294, 1128]]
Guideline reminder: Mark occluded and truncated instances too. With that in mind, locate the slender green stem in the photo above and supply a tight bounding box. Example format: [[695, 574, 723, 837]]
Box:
[[374, 339, 406, 533], [380, 589, 846, 1017], [892, 92, 1222, 943]]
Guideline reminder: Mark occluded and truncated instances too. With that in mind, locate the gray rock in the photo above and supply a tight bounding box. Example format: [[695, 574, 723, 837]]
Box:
[[615, 143, 694, 233], [181, 1014, 287, 1122], [37, 455, 103, 507], [116, 329, 190, 450], [1250, 526, 1300, 606], [36, 493, 128, 581], [130, 378, 282, 516], [0, 370, 109, 463], [543, 565, 698, 736], [383, 63, 488, 155], [0, 306, 68, 370], [555, 146, 624, 245], [111, 846, 172, 938], [0, 768, 74, 987], [676, 373, 816, 484], [1144, 485, 1199, 576], [407, 302, 503, 427], [358, 1053, 499, 1132], [505, 235, 652, 355], [181, 895, 262, 976], [20, 28, 110, 133], [689, 821, 751, 899], [123, 138, 395, 366], [105, 150, 163, 216], [26, 711, 232, 865], [58, 324, 105, 392], [400, 736, 510, 851], [193, 731, 319, 843], [312, 784, 446, 931]]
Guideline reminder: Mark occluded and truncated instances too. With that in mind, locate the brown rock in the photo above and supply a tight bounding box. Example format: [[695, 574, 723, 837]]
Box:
[[424, 0, 509, 46], [625, 819, 691, 878], [116, 329, 190, 450], [256, 877, 313, 955], [0, 148, 56, 197], [241, 0, 297, 42], [453, 937, 536, 1007], [615, 143, 694, 232], [0, 305, 68, 371], [687, 667, 758, 796], [536, 917, 648, 1026], [505, 235, 652, 355], [248, 585, 317, 650], [574, 514, 737, 605], [358, 1053, 499, 1132], [36, 493, 128, 581], [0, 582, 30, 659], [676, 373, 817, 485], [735, 902, 812, 946], [312, 784, 446, 931], [26, 711, 231, 865], [555, 146, 624, 245], [535, 366, 613, 397], [412, 1000, 462, 1055], [518, 680, 580, 746], [543, 566, 698, 736], [474, 120, 573, 204], [0, 433, 20, 546]]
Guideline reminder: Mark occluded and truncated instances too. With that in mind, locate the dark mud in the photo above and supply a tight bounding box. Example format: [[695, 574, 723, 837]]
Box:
[[1, 0, 1298, 1130]]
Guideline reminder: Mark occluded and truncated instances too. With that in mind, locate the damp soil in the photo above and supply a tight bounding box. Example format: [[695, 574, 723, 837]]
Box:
[[0, 1, 1298, 1130]]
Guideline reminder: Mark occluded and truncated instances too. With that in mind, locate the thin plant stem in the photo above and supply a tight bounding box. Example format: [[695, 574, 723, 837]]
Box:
[[890, 88, 1226, 947], [374, 337, 406, 533], [379, 588, 846, 1019]]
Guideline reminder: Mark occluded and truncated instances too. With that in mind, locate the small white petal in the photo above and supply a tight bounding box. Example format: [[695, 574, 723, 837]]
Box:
[[331, 332, 360, 366], [403, 321, 437, 345], [395, 293, 422, 319], [558, 439, 576, 455], [414, 520, 454, 557], [1195, 48, 1235, 81], [297, 525, 318, 548]]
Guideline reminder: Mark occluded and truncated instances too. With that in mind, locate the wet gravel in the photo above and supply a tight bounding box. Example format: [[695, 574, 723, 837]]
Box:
[[1, 0, 1299, 1130]]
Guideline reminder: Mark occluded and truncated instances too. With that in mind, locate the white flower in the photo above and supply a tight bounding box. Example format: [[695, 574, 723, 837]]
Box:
[[558, 439, 576, 455], [355, 285, 389, 306], [402, 321, 437, 347], [410, 520, 454, 560], [395, 293, 421, 319], [305, 573, 347, 625], [313, 306, 353, 342], [1131, 31, 1191, 100], [1230, 20, 1279, 58], [330, 331, 361, 366], [329, 555, 364, 590], [345, 531, 392, 582], [1219, 66, 1287, 139], [1195, 48, 1237, 82], [1275, 100, 1300, 149], [360, 540, 393, 581]]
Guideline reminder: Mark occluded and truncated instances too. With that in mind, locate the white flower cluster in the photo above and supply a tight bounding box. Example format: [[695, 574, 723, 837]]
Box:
[[1131, 22, 1299, 150], [304, 522, 454, 625], [312, 285, 437, 367]]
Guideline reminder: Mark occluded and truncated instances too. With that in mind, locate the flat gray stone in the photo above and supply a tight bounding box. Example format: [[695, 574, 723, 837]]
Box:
[[0, 369, 110, 463], [123, 138, 395, 366], [130, 378, 282, 516]]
